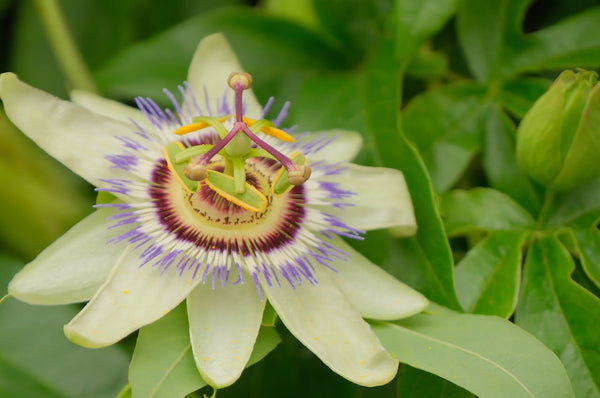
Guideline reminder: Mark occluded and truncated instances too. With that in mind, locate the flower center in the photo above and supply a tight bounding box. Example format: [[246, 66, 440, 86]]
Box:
[[162, 72, 311, 213], [149, 145, 306, 257]]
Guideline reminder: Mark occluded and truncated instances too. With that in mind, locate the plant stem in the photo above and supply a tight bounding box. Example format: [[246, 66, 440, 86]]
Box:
[[537, 190, 557, 228], [34, 0, 98, 93]]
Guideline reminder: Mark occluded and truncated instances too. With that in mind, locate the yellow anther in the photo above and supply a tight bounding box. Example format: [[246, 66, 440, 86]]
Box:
[[243, 117, 295, 142], [228, 72, 253, 90], [262, 125, 295, 142], [174, 116, 230, 135], [183, 165, 208, 181], [205, 170, 267, 212], [288, 165, 312, 185]]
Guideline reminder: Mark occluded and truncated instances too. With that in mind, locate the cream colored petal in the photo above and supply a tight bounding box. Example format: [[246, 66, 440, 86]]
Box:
[[187, 276, 264, 388], [320, 164, 417, 235], [70, 90, 155, 133], [329, 236, 428, 320], [8, 207, 126, 305], [187, 33, 262, 118], [263, 267, 398, 386], [303, 130, 363, 163], [0, 73, 133, 185], [64, 246, 203, 348]]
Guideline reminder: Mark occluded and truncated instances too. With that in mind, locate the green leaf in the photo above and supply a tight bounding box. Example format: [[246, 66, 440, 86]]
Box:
[[0, 107, 91, 259], [374, 304, 575, 398], [441, 188, 535, 236], [395, 0, 462, 60], [311, 0, 391, 60], [361, 36, 461, 310], [482, 106, 542, 216], [0, 254, 129, 398], [397, 366, 474, 398], [94, 7, 348, 105], [401, 82, 488, 192], [455, 230, 527, 317], [498, 77, 552, 119], [405, 46, 449, 79], [516, 235, 600, 398], [116, 384, 132, 398], [456, 0, 532, 82], [457, 1, 600, 82], [261, 302, 278, 327], [262, 0, 319, 29], [511, 8, 600, 74], [546, 178, 600, 228], [10, 0, 138, 97], [130, 302, 280, 398], [571, 227, 600, 289]]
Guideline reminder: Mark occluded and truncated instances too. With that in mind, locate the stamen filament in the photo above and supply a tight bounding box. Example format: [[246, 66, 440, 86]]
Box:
[[174, 144, 213, 163]]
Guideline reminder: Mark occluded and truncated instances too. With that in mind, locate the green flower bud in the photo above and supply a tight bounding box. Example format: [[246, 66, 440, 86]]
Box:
[[516, 69, 600, 191]]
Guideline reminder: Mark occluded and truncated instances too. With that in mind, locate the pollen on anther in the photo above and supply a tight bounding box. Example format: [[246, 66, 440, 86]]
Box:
[[122, 290, 129, 294]]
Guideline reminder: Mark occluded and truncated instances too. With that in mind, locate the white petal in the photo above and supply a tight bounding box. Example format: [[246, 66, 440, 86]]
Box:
[[64, 246, 203, 348], [70, 90, 154, 132], [320, 164, 417, 234], [187, 34, 262, 118], [304, 130, 363, 163], [262, 267, 398, 386], [8, 207, 126, 305], [329, 236, 428, 320], [0, 73, 133, 185], [187, 276, 264, 388]]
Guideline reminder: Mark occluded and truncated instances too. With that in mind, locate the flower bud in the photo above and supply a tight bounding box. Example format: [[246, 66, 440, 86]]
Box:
[[516, 69, 600, 191]]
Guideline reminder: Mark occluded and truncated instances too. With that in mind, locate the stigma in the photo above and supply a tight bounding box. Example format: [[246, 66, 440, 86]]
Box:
[[163, 72, 311, 212]]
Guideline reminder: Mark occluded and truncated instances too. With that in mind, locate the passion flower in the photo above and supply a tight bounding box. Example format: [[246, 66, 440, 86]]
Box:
[[1, 34, 427, 388]]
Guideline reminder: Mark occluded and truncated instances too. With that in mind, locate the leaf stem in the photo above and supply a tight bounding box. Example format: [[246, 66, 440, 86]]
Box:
[[537, 190, 557, 228], [203, 388, 217, 398], [115, 383, 131, 398], [34, 0, 98, 93]]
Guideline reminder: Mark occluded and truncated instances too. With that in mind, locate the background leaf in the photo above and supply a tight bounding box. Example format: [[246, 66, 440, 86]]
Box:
[[311, 0, 391, 60], [498, 77, 551, 118], [361, 35, 461, 310], [401, 83, 488, 192], [482, 107, 542, 215], [94, 7, 349, 108], [546, 179, 600, 229], [571, 228, 600, 289], [455, 230, 526, 317], [511, 8, 600, 73], [397, 366, 474, 398], [516, 235, 600, 398], [0, 254, 129, 398], [441, 188, 535, 236], [395, 0, 462, 60], [456, 0, 532, 82], [374, 304, 575, 398]]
